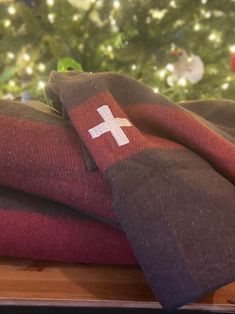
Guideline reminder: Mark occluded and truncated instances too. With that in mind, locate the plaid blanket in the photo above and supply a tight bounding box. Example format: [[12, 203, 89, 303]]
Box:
[[0, 71, 235, 309]]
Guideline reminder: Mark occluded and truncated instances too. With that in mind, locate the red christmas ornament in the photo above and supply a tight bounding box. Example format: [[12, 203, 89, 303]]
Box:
[[231, 54, 235, 72]]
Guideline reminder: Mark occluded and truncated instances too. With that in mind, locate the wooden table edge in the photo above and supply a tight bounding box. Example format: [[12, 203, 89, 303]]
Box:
[[0, 298, 235, 312]]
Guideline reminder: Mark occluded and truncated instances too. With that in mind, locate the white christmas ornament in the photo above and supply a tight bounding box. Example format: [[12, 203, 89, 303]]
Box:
[[170, 48, 204, 84]]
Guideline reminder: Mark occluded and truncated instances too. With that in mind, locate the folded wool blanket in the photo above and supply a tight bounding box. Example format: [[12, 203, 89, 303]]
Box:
[[0, 185, 136, 264], [1, 71, 235, 309]]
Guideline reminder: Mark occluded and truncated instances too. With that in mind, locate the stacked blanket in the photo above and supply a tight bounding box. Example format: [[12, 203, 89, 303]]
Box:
[[0, 71, 235, 310]]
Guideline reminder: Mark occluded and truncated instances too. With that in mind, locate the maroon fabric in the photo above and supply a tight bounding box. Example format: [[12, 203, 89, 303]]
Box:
[[0, 100, 117, 226], [0, 186, 136, 264], [45, 71, 235, 310], [1, 71, 235, 309], [127, 104, 235, 183]]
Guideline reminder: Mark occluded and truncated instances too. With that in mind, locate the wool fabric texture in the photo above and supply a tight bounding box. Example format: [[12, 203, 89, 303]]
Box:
[[0, 71, 235, 310], [0, 98, 136, 263], [0, 185, 136, 265]]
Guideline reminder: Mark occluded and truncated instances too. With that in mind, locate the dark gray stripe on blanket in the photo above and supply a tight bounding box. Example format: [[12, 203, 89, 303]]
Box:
[[179, 99, 235, 129], [45, 71, 235, 144], [106, 148, 235, 309], [180, 100, 235, 143], [46, 71, 174, 109], [0, 185, 97, 221], [0, 100, 64, 125]]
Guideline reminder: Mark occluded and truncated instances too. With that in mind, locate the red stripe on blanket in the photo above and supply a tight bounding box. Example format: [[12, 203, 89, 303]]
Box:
[[0, 208, 137, 264], [126, 104, 235, 184], [69, 92, 183, 171], [0, 114, 116, 223]]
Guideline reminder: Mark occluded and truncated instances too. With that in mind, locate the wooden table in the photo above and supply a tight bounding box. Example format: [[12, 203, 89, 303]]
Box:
[[0, 256, 235, 312]]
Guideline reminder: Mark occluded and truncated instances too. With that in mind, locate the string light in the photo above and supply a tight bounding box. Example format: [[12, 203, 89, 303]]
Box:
[[204, 11, 211, 18], [153, 87, 159, 93], [201, 9, 211, 18], [47, 0, 54, 6], [73, 14, 79, 21], [178, 78, 187, 86], [149, 9, 167, 20], [7, 52, 15, 60], [38, 63, 46, 72], [8, 5, 16, 15], [229, 45, 235, 53], [4, 19, 11, 28], [159, 69, 166, 78], [23, 53, 31, 61], [194, 23, 201, 31], [96, 0, 103, 7], [113, 0, 120, 9], [48, 13, 55, 23], [169, 0, 177, 8], [166, 63, 174, 72], [208, 33, 216, 41], [8, 80, 16, 87], [106, 45, 114, 59], [26, 67, 33, 75], [208, 32, 220, 43], [38, 81, 46, 90], [1, 0, 234, 102], [107, 45, 113, 52], [221, 83, 229, 90]]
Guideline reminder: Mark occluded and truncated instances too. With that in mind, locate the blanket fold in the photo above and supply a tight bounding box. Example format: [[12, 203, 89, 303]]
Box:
[[0, 185, 136, 264], [45, 71, 235, 310], [0, 71, 234, 310], [0, 99, 118, 226]]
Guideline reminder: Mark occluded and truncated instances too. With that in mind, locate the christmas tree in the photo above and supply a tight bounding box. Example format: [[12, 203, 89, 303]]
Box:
[[1, 0, 235, 102]]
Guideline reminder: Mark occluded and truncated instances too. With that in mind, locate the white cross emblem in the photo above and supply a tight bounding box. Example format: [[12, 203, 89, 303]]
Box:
[[88, 105, 132, 146]]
